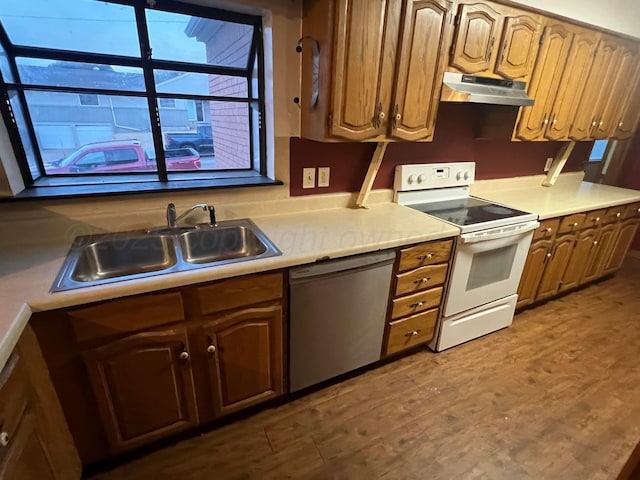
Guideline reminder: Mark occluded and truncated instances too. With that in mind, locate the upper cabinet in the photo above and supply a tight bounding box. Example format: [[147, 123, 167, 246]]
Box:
[[301, 0, 453, 142], [300, 0, 640, 143], [449, 2, 542, 81]]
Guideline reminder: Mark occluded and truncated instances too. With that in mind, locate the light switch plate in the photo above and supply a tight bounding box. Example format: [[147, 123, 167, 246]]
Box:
[[544, 158, 553, 172], [318, 167, 330, 187], [303, 167, 316, 189]]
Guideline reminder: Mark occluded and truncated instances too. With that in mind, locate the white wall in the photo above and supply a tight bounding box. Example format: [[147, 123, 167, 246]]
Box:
[[514, 0, 640, 38]]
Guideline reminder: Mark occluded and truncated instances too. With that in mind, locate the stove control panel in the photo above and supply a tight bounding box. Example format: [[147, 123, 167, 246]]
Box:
[[394, 162, 476, 191]]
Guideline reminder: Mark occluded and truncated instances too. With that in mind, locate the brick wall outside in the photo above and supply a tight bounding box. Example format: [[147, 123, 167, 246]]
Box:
[[205, 23, 253, 169]]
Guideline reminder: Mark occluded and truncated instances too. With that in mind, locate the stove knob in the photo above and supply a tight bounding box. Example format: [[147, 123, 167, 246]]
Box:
[[456, 171, 462, 181], [416, 174, 424, 184], [408, 174, 416, 184], [463, 171, 470, 181]]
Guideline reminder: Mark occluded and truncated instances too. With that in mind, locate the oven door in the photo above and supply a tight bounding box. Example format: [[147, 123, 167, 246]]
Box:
[[444, 221, 538, 316]]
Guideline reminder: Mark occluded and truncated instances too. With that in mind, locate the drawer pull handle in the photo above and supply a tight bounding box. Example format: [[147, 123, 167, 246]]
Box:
[[637, 208, 640, 213], [404, 329, 422, 337], [414, 277, 431, 285], [0, 432, 8, 447], [592, 217, 600, 223], [417, 253, 434, 261], [410, 301, 425, 308], [570, 222, 579, 227], [616, 212, 621, 218], [207, 344, 216, 354]]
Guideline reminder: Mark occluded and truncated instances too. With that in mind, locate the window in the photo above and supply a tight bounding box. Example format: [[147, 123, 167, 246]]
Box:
[[0, 0, 269, 197], [589, 140, 609, 162], [78, 94, 99, 106]]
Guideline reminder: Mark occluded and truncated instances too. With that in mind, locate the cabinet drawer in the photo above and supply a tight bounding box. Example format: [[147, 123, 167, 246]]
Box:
[[385, 308, 438, 356], [398, 239, 453, 273], [604, 205, 626, 223], [391, 287, 443, 320], [395, 264, 448, 296], [195, 272, 283, 316], [624, 202, 640, 219], [70, 292, 185, 343], [584, 209, 607, 227], [533, 218, 560, 241], [558, 213, 586, 234]]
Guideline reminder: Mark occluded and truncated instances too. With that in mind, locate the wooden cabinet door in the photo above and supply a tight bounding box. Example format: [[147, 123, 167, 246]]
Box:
[[391, 0, 452, 141], [450, 2, 504, 75], [571, 36, 621, 141], [580, 223, 617, 284], [493, 10, 542, 80], [560, 228, 597, 292], [613, 72, 640, 140], [536, 233, 575, 301], [514, 22, 572, 141], [203, 305, 283, 416], [604, 41, 640, 140], [83, 328, 198, 454], [330, 0, 402, 140], [545, 28, 598, 141], [603, 218, 640, 275], [0, 405, 58, 480], [517, 238, 553, 309]]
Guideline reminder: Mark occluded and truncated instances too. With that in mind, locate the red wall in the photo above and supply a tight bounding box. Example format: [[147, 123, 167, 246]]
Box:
[[616, 128, 640, 250], [290, 103, 591, 196]]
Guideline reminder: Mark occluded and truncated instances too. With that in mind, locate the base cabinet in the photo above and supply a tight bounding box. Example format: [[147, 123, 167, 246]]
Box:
[[0, 327, 81, 480], [516, 238, 553, 309], [603, 218, 640, 275]]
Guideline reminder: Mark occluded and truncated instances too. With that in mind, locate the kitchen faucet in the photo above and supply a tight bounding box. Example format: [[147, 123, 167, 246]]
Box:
[[166, 202, 217, 228]]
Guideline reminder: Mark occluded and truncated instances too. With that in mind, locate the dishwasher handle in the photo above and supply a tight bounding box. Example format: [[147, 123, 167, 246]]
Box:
[[289, 251, 396, 283], [460, 220, 539, 244]]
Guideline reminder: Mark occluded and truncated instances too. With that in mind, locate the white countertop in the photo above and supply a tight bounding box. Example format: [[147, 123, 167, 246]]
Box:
[[472, 173, 640, 219], [0, 202, 459, 371]]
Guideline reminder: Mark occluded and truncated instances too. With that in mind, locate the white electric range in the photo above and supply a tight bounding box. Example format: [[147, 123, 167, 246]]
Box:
[[394, 162, 539, 351]]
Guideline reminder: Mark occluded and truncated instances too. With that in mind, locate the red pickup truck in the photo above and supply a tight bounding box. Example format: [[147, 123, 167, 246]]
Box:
[[44, 141, 201, 174]]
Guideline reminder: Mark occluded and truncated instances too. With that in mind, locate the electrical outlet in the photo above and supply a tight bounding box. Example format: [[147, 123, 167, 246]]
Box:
[[544, 157, 553, 172], [303, 167, 316, 189], [318, 167, 330, 187]]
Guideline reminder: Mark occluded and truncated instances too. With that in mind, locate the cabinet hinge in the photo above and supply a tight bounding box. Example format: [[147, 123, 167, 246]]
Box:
[[450, 43, 456, 56], [327, 112, 333, 129], [539, 32, 546, 45], [454, 14, 460, 26]]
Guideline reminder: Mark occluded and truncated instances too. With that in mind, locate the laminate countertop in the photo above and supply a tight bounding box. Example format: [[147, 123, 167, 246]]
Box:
[[0, 202, 459, 371], [472, 173, 640, 219]]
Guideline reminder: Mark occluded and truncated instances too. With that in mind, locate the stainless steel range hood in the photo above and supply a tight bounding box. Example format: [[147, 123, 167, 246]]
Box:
[[440, 72, 534, 107]]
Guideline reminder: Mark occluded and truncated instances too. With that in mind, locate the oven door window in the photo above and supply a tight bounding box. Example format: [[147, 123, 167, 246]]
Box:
[[466, 244, 517, 291]]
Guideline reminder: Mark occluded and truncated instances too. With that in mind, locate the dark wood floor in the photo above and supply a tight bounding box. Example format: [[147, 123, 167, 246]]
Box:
[[91, 257, 640, 480]]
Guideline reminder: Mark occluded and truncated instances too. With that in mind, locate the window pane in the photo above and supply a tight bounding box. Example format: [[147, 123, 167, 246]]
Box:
[[22, 90, 156, 175], [16, 58, 145, 92], [0, 42, 13, 83], [589, 140, 609, 162], [0, 0, 140, 57], [160, 99, 250, 171], [154, 70, 248, 98], [8, 90, 41, 180], [147, 10, 253, 68]]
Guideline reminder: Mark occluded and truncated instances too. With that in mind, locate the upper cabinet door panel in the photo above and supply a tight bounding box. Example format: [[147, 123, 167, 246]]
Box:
[[613, 63, 640, 139], [596, 41, 639, 139], [391, 0, 452, 141], [545, 28, 598, 141], [330, 0, 402, 140], [450, 2, 503, 74], [494, 12, 542, 80], [514, 22, 573, 141], [571, 37, 621, 141]]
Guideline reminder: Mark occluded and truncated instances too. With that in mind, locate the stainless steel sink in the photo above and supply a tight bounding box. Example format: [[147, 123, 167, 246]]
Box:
[[71, 234, 177, 282], [180, 225, 268, 264], [52, 219, 281, 292]]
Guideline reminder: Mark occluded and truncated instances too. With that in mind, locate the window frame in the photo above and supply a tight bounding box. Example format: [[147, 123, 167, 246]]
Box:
[[0, 0, 273, 198]]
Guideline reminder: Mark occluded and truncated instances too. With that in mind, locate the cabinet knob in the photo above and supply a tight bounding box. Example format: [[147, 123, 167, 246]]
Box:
[[592, 217, 600, 223], [207, 344, 216, 354], [572, 222, 579, 227], [414, 277, 431, 285], [619, 121, 624, 128], [591, 120, 598, 127], [417, 253, 433, 261], [404, 329, 421, 337], [410, 301, 425, 308], [0, 432, 8, 447], [616, 212, 621, 218], [637, 208, 640, 213], [599, 121, 604, 127], [179, 351, 189, 361], [543, 117, 549, 126], [378, 111, 385, 120], [544, 227, 553, 233], [593, 240, 599, 245], [546, 252, 552, 258], [552, 118, 557, 126]]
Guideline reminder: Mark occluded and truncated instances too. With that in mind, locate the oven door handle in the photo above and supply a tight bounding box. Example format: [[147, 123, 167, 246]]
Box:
[[460, 220, 540, 244]]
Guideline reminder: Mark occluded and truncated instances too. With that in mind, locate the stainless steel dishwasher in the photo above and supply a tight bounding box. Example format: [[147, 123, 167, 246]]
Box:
[[289, 251, 395, 392]]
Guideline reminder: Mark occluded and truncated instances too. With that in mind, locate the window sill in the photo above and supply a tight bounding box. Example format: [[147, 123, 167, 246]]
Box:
[[5, 172, 282, 201]]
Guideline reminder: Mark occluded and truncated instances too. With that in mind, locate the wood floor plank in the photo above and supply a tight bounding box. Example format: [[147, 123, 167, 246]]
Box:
[[90, 257, 640, 480]]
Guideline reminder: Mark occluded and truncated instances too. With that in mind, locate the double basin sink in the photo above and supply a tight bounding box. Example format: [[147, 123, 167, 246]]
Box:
[[52, 218, 281, 292]]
